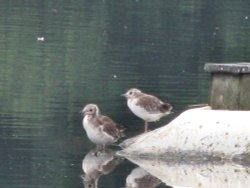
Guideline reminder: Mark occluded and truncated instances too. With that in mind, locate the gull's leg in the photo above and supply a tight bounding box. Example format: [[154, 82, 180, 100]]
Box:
[[144, 121, 148, 132]]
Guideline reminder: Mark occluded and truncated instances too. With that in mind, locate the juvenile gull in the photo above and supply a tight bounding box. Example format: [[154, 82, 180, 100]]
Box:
[[122, 88, 172, 132], [81, 104, 125, 150]]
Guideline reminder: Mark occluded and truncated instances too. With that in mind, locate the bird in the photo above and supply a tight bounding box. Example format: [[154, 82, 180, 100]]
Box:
[[81, 148, 123, 188], [125, 167, 161, 188], [122, 88, 172, 132], [81, 104, 125, 150]]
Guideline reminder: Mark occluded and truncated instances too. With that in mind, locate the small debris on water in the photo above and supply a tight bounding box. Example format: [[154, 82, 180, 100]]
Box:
[[37, 37, 45, 41]]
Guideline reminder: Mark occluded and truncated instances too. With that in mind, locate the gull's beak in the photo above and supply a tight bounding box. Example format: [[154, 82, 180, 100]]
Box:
[[80, 109, 85, 116], [121, 93, 127, 97]]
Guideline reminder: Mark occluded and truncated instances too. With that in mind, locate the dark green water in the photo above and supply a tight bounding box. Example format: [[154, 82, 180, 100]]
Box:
[[0, 1, 250, 188]]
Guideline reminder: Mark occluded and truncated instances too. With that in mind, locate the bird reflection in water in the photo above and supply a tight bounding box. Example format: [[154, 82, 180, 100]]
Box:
[[81, 148, 124, 188], [125, 167, 162, 188]]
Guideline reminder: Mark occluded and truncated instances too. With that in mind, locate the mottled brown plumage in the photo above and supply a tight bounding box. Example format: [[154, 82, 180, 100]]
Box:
[[125, 167, 161, 188], [122, 88, 172, 132], [81, 104, 125, 149], [136, 95, 171, 113]]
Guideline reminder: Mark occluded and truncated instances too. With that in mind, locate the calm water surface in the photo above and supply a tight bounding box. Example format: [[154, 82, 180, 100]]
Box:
[[0, 1, 250, 188]]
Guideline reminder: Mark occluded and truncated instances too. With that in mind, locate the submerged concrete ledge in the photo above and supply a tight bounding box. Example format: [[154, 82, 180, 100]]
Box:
[[118, 107, 250, 159]]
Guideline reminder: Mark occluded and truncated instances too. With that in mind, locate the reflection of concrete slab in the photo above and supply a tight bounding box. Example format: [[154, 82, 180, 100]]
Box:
[[122, 156, 250, 188], [119, 107, 250, 158]]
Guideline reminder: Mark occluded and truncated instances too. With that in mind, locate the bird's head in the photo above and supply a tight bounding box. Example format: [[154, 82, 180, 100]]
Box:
[[121, 88, 142, 99], [81, 104, 100, 116]]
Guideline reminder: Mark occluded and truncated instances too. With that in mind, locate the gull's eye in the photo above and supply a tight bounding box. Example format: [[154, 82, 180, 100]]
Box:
[[89, 108, 93, 112], [129, 91, 133, 95]]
